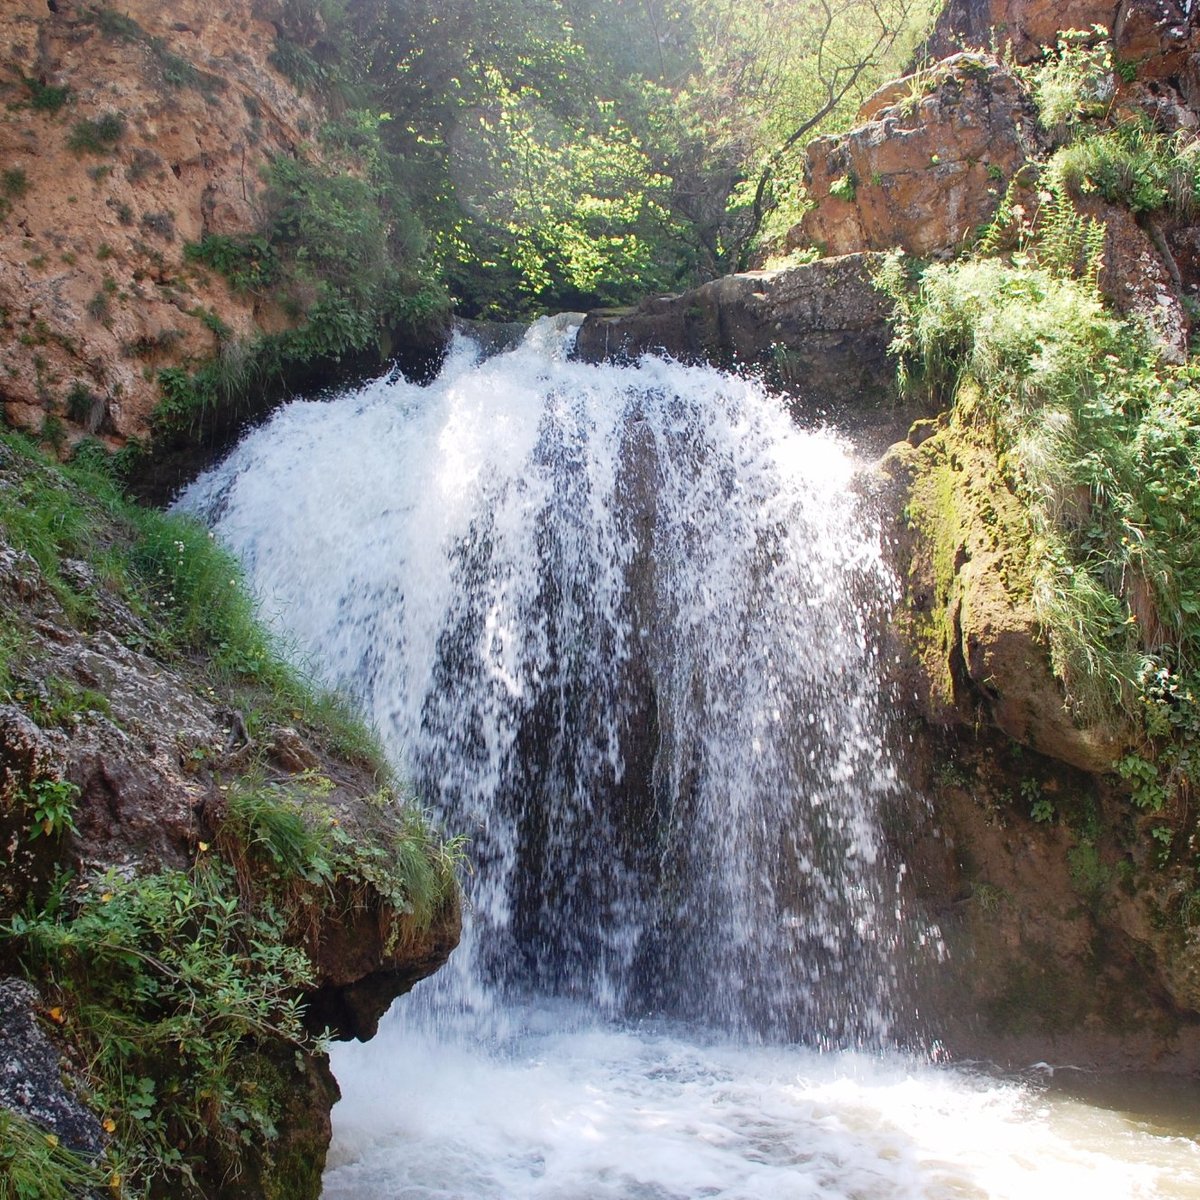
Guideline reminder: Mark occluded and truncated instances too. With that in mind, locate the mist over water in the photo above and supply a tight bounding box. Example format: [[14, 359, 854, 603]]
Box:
[[178, 322, 1200, 1198]]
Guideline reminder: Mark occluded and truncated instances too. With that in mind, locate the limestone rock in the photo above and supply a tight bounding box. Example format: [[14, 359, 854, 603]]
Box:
[[575, 253, 898, 417], [0, 0, 325, 451], [790, 55, 1044, 260]]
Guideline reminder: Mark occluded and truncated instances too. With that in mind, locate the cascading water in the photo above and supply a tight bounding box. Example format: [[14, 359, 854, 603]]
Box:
[[178, 322, 1200, 1199]]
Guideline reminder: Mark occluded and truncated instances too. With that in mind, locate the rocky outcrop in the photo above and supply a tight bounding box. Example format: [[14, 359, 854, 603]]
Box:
[[924, 0, 1198, 73], [575, 254, 899, 418], [0, 437, 460, 1193], [790, 54, 1044, 260], [0, 520, 460, 1020], [0, 0, 324, 450], [878, 400, 1128, 775], [896, 729, 1200, 1069]]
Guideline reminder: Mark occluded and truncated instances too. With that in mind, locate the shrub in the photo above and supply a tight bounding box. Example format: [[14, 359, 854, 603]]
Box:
[[4, 863, 316, 1193], [1, 168, 30, 199], [23, 75, 70, 113], [184, 233, 277, 291], [67, 112, 126, 155]]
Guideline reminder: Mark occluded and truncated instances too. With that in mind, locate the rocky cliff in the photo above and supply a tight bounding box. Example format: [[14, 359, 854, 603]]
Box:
[[0, 0, 446, 486], [580, 1, 1200, 1067], [0, 0, 317, 449], [0, 433, 460, 1193]]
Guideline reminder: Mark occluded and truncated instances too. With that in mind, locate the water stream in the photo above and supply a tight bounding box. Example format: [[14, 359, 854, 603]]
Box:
[[177, 322, 1200, 1198]]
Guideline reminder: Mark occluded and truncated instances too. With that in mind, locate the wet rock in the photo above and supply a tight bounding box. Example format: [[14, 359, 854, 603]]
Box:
[[880, 421, 1128, 774], [576, 254, 898, 418], [0, 977, 104, 1156]]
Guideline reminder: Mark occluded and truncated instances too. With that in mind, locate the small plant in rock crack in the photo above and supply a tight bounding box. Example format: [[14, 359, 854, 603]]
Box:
[[25, 778, 80, 840]]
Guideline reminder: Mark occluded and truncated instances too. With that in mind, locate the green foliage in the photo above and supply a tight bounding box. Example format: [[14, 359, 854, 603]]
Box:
[[882, 36, 1200, 862], [1055, 117, 1200, 217], [1067, 839, 1110, 901], [67, 112, 125, 155], [0, 432, 106, 617], [4, 862, 315, 1195], [184, 234, 277, 291], [220, 778, 463, 941], [1025, 27, 1115, 137], [269, 37, 327, 93], [0, 431, 395, 775], [130, 510, 280, 682], [828, 173, 858, 203], [883, 253, 1200, 729], [0, 1108, 111, 1200], [174, 147, 448, 418], [1, 168, 30, 200], [27, 676, 111, 730], [1022, 778, 1055, 823], [23, 75, 71, 114], [23, 778, 80, 841]]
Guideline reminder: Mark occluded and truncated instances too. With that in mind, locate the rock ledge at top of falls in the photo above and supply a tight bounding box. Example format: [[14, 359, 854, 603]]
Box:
[[574, 252, 898, 417]]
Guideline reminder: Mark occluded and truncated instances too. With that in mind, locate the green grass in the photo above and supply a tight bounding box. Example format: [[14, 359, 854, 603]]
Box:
[[220, 777, 462, 942], [0, 1108, 112, 1200], [0, 426, 460, 1189]]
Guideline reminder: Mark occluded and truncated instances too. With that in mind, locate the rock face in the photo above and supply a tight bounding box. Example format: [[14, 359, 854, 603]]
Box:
[[0, 439, 460, 1193], [878, 401, 1129, 774], [575, 254, 899, 419], [924, 0, 1198, 71], [0, 0, 323, 450], [791, 55, 1044, 260], [896, 730, 1200, 1069], [0, 977, 105, 1155]]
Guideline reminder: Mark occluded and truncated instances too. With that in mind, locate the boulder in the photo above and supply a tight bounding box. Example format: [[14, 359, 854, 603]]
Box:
[[880, 409, 1129, 774], [575, 253, 898, 417], [790, 55, 1044, 260]]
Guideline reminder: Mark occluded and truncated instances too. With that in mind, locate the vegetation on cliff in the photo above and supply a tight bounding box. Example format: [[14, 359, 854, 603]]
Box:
[[879, 27, 1200, 927], [0, 431, 462, 1197]]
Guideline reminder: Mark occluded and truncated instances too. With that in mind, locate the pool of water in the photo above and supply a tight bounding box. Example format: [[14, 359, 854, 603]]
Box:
[[322, 1003, 1200, 1200]]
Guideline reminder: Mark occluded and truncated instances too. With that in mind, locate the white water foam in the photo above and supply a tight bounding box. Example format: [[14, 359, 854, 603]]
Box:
[[321, 1004, 1199, 1200]]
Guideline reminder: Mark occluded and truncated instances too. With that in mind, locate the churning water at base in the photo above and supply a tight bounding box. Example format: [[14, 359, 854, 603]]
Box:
[[178, 323, 1200, 1198], [321, 1013, 1200, 1200]]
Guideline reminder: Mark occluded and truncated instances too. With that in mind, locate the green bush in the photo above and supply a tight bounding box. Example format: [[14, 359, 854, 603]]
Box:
[[1, 168, 30, 200], [184, 233, 278, 291], [23, 75, 70, 113], [67, 112, 126, 155], [1055, 117, 1200, 216], [4, 863, 316, 1194]]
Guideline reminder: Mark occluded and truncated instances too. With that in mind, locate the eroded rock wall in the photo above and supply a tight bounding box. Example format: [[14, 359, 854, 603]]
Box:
[[0, 0, 322, 450]]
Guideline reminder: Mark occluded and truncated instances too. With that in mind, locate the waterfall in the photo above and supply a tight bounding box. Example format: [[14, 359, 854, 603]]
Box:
[[179, 318, 905, 1044], [177, 322, 1200, 1200]]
